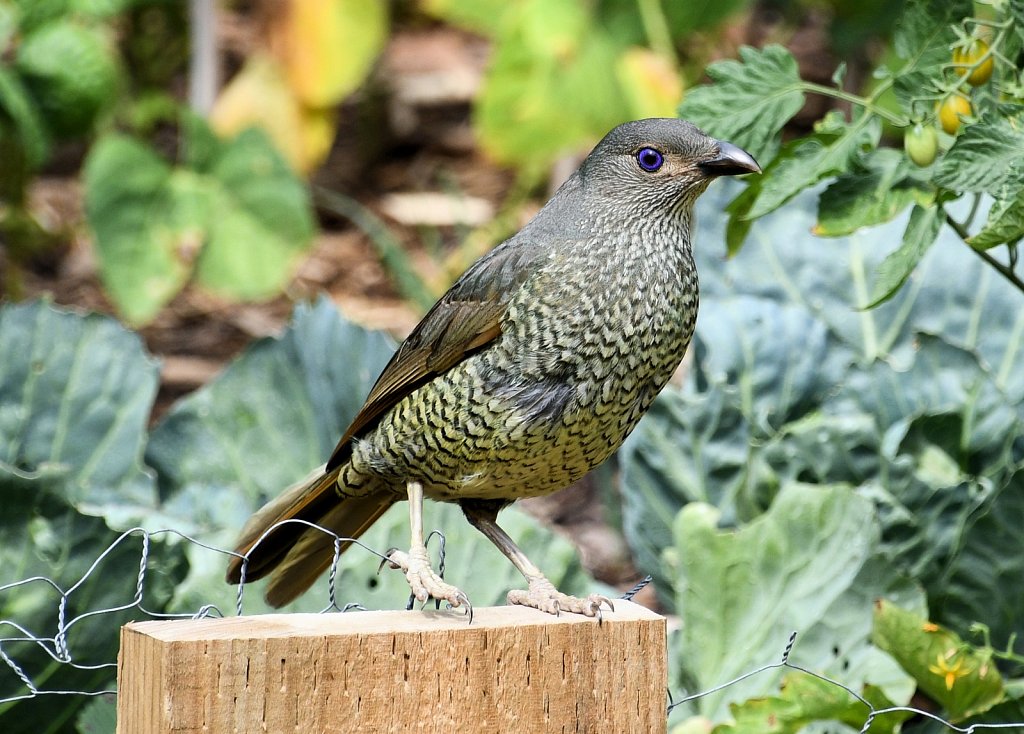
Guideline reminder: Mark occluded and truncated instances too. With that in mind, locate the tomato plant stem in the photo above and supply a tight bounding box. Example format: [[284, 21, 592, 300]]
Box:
[[636, 0, 677, 65], [801, 82, 908, 127], [946, 212, 1024, 296]]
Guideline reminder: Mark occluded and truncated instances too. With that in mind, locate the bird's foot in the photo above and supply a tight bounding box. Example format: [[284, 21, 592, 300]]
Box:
[[382, 546, 472, 617], [507, 576, 615, 618]]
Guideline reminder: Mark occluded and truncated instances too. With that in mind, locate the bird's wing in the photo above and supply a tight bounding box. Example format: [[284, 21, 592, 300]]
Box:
[[325, 239, 548, 471]]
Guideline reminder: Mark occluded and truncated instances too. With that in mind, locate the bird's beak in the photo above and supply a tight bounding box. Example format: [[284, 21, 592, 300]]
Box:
[[699, 140, 761, 177]]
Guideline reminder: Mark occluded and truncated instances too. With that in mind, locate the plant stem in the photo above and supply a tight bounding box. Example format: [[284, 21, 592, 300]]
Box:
[[636, 0, 677, 64], [964, 193, 982, 230], [801, 82, 908, 126], [946, 213, 1024, 296], [313, 186, 436, 312], [188, 0, 218, 114]]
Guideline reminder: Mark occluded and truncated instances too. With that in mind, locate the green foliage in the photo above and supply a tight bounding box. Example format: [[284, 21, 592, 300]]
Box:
[[671, 485, 923, 722], [679, 0, 1024, 302], [0, 300, 183, 731], [674, 44, 805, 164], [621, 183, 1024, 730], [428, 0, 716, 172], [873, 600, 1004, 722], [75, 696, 116, 734], [14, 18, 120, 139], [83, 116, 315, 324], [711, 674, 910, 734], [0, 0, 318, 324]]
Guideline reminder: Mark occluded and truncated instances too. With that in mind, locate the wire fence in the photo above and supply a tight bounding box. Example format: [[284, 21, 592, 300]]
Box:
[[1, 524, 1023, 733]]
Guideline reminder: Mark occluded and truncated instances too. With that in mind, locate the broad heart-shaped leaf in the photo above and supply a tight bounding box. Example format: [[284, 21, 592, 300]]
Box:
[[183, 120, 315, 301], [669, 484, 923, 723], [0, 302, 183, 731], [146, 297, 602, 614], [85, 121, 314, 325], [84, 134, 193, 325], [872, 600, 1004, 722], [935, 116, 1024, 195], [678, 44, 804, 164]]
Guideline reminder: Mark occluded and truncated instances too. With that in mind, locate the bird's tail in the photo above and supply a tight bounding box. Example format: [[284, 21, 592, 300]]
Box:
[[225, 464, 397, 607]]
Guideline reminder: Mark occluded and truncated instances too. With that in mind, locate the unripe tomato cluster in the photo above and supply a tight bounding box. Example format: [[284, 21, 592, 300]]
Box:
[[903, 35, 994, 167]]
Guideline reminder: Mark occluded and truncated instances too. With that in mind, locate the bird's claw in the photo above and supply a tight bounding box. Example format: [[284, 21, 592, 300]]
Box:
[[508, 577, 615, 619], [381, 547, 472, 620], [378, 547, 402, 574]]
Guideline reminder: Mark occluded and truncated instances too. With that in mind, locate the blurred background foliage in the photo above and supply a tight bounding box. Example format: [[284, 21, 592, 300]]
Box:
[[2, 0, 918, 324], [2, 0, 1024, 732]]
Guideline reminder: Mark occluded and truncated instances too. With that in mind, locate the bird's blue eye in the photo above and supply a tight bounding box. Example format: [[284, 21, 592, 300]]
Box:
[[637, 147, 664, 172]]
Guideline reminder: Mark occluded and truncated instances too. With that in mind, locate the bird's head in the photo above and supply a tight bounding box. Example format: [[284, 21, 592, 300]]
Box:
[[578, 118, 760, 216]]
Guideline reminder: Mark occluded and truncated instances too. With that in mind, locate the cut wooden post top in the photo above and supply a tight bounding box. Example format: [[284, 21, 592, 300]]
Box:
[[124, 599, 663, 641], [118, 601, 668, 733]]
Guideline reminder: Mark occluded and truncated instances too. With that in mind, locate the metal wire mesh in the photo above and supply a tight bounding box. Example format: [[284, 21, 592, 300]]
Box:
[[1, 524, 1022, 733]]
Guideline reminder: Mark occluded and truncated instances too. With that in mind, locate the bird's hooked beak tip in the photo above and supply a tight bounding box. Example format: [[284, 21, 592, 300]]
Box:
[[700, 140, 761, 177]]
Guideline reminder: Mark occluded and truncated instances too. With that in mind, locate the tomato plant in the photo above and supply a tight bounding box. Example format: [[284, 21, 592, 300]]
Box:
[[681, 0, 1024, 306]]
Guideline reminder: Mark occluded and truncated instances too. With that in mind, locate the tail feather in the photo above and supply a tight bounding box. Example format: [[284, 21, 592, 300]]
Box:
[[265, 492, 396, 607], [226, 464, 396, 606]]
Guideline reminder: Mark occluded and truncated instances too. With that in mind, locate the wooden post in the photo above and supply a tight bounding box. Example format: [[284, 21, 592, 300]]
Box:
[[117, 601, 666, 733]]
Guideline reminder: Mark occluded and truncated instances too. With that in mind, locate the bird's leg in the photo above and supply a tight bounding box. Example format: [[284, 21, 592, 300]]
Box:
[[382, 481, 471, 614], [462, 500, 614, 617]]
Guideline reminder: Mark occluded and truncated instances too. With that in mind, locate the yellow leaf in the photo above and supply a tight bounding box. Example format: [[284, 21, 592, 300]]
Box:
[[615, 48, 684, 120], [271, 0, 388, 108], [210, 55, 336, 174]]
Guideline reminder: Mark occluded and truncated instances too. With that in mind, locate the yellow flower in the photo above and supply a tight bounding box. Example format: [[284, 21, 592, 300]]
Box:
[[928, 651, 970, 691]]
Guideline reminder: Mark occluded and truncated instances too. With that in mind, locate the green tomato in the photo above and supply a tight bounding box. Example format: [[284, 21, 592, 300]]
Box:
[[904, 123, 938, 167]]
